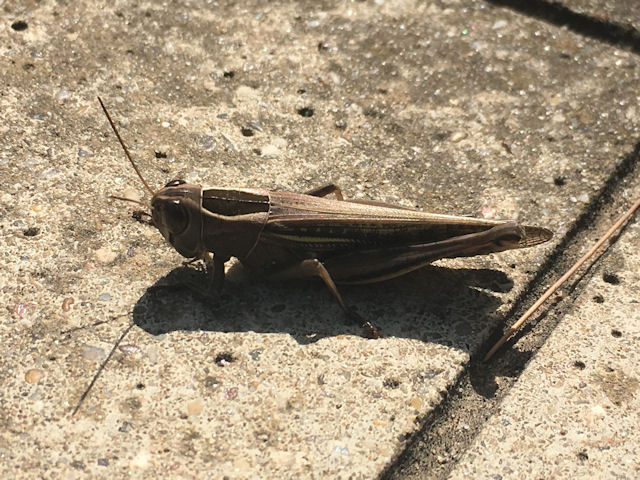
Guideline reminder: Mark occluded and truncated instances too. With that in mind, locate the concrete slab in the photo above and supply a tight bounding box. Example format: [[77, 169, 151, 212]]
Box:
[[448, 182, 640, 479], [1, 0, 638, 478]]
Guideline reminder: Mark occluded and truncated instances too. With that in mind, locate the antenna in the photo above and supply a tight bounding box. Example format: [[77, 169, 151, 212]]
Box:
[[108, 195, 152, 209], [98, 97, 156, 196]]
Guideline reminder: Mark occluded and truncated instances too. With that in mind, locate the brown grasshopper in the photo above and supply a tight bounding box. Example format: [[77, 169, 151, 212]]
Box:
[[99, 98, 552, 337]]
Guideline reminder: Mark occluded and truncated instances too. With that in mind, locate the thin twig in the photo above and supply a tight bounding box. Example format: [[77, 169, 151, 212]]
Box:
[[72, 323, 134, 416], [485, 197, 640, 361]]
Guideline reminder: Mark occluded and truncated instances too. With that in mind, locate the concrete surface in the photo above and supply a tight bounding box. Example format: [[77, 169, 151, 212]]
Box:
[[0, 0, 638, 479], [449, 181, 640, 479]]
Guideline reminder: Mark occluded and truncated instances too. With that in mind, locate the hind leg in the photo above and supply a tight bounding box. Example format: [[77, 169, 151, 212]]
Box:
[[270, 258, 380, 339]]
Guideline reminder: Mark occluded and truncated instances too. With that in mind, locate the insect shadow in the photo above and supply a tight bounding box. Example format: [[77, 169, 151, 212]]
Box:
[[131, 262, 513, 350]]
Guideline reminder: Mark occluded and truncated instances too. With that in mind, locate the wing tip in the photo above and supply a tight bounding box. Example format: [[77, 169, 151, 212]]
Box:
[[519, 225, 553, 248]]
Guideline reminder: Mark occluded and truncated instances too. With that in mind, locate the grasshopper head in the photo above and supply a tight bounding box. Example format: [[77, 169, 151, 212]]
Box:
[[151, 180, 205, 259], [98, 98, 206, 260]]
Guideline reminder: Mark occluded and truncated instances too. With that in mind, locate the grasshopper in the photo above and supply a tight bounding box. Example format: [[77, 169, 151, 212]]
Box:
[[99, 98, 552, 337]]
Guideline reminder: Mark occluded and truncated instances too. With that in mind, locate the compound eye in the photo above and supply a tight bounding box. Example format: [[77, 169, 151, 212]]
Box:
[[164, 179, 186, 188], [164, 200, 188, 235]]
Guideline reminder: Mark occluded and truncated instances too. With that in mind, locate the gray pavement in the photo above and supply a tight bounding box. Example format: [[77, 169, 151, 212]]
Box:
[[0, 1, 638, 479]]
